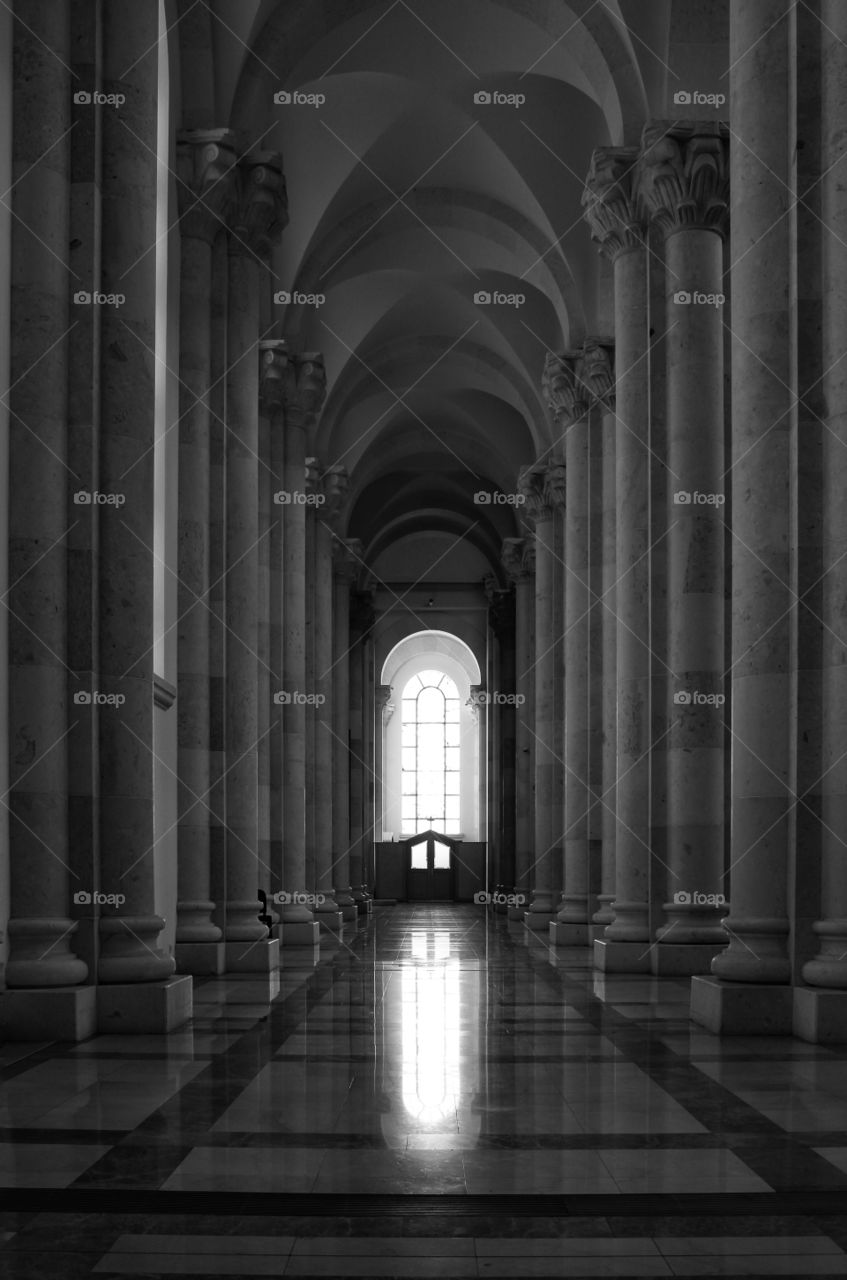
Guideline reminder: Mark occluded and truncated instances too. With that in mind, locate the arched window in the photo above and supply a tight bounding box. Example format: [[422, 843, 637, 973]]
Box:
[[400, 669, 461, 833]]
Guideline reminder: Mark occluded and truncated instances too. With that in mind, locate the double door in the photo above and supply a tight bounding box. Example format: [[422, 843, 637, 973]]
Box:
[[406, 829, 454, 900]]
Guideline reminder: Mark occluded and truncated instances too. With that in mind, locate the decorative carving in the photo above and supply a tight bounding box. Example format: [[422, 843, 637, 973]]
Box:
[[176, 128, 239, 243], [288, 351, 327, 422], [333, 536, 362, 584], [230, 151, 288, 258], [376, 684, 395, 724], [324, 465, 349, 523], [518, 461, 554, 524], [580, 340, 615, 409], [543, 457, 566, 511], [582, 146, 644, 260], [543, 352, 589, 427], [305, 456, 322, 500], [638, 121, 729, 237], [521, 535, 536, 578], [501, 537, 526, 583], [258, 339, 290, 413]]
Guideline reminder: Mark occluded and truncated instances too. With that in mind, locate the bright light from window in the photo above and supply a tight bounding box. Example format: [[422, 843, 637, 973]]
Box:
[[400, 669, 460, 833]]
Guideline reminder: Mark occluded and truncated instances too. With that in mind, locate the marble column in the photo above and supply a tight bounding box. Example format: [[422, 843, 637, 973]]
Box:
[[584, 344, 617, 938], [582, 147, 652, 971], [95, 4, 179, 1010], [639, 122, 729, 975], [173, 130, 237, 977], [544, 355, 593, 946], [1, 2, 91, 1038], [311, 464, 345, 934], [280, 354, 326, 944], [519, 459, 566, 934], [222, 154, 285, 972], [798, 0, 847, 1038], [501, 538, 536, 920], [332, 539, 362, 922], [692, 0, 795, 1034]]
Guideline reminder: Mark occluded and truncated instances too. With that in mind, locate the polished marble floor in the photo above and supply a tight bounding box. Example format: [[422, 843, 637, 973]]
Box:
[[2, 905, 847, 1276]]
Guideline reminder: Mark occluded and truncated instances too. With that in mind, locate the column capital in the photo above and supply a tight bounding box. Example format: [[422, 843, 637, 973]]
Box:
[[288, 351, 327, 422], [501, 536, 528, 583], [376, 683, 395, 723], [543, 351, 591, 427], [582, 146, 645, 260], [229, 152, 289, 259], [518, 458, 565, 524], [580, 339, 615, 410], [176, 128, 239, 244], [521, 534, 536, 578], [258, 338, 292, 413], [638, 120, 729, 237], [305, 456, 322, 501], [333, 536, 363, 583], [323, 464, 349, 524]]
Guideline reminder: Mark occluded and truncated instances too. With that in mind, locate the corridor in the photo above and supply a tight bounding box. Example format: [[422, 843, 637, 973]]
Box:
[[2, 906, 847, 1276]]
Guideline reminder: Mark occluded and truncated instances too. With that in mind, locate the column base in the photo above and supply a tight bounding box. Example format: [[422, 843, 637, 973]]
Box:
[[593, 939, 651, 973], [0, 985, 97, 1042], [282, 921, 321, 945], [340, 904, 358, 922], [689, 975, 793, 1036], [651, 942, 727, 977], [315, 910, 344, 933], [525, 912, 556, 940], [175, 942, 226, 976], [224, 938, 280, 972], [793, 986, 847, 1045], [589, 923, 609, 943], [97, 976, 193, 1034], [507, 905, 528, 922], [550, 922, 590, 946]]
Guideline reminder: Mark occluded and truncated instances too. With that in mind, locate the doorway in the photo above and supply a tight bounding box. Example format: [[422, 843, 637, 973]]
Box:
[[405, 828, 457, 901]]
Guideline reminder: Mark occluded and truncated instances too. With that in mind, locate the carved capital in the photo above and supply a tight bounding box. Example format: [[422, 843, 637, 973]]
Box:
[[543, 457, 566, 512], [638, 121, 729, 237], [376, 684, 395, 724], [176, 128, 239, 243], [518, 459, 563, 523], [580, 339, 615, 409], [230, 152, 289, 258], [521, 535, 536, 578], [501, 537, 527, 583], [582, 146, 644, 260], [305, 457, 322, 500], [543, 352, 590, 427], [333, 536, 362, 584], [288, 351, 327, 422], [258, 339, 291, 413], [324, 464, 349, 523]]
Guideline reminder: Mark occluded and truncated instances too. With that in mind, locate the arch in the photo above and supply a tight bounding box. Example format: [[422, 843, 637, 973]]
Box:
[[381, 629, 482, 687]]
